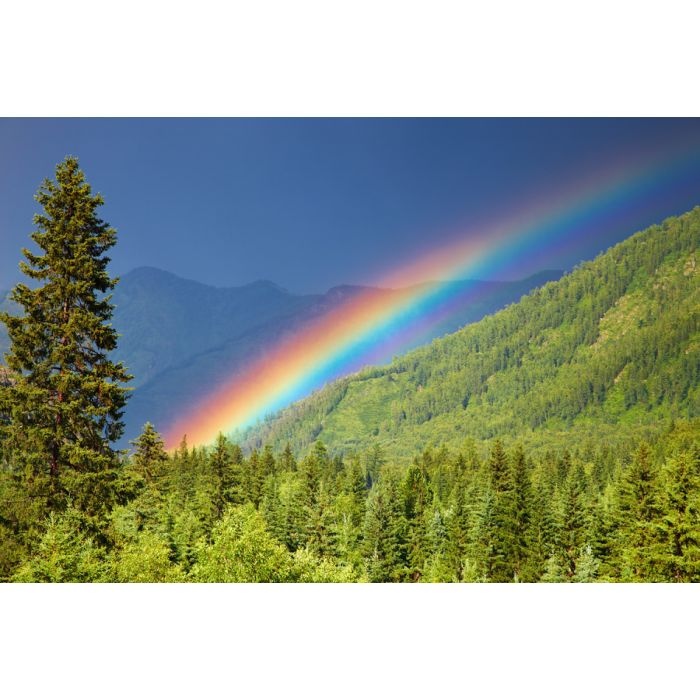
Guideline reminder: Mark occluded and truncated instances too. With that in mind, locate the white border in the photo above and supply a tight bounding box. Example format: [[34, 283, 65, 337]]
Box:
[[1, 2, 698, 696], [1, 1, 700, 116], [1, 583, 697, 698]]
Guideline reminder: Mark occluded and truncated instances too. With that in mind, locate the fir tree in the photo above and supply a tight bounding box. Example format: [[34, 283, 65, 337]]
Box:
[[403, 461, 433, 580], [552, 464, 590, 579], [363, 472, 408, 582], [260, 473, 286, 543], [261, 444, 277, 479], [306, 480, 336, 557], [170, 435, 196, 504], [280, 442, 297, 472], [510, 446, 535, 581], [209, 433, 242, 513], [12, 508, 107, 582], [651, 447, 700, 582], [130, 423, 168, 488], [612, 442, 661, 580], [244, 449, 264, 507], [485, 440, 517, 581], [468, 485, 498, 582], [0, 156, 131, 532], [445, 470, 473, 581]]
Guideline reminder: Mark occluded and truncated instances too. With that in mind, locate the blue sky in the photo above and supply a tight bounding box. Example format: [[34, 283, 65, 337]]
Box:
[[2, 118, 700, 294]]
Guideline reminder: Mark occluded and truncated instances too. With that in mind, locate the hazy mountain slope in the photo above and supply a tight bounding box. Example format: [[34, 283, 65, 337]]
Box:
[[110, 267, 316, 389], [123, 270, 561, 443], [244, 208, 700, 459]]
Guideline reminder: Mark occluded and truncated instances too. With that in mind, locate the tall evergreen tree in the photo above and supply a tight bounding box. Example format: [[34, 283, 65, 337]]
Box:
[[445, 469, 473, 581], [261, 444, 277, 479], [363, 472, 408, 582], [403, 461, 433, 580], [551, 464, 590, 580], [280, 442, 297, 472], [130, 423, 168, 488], [0, 156, 131, 532], [510, 446, 535, 581], [209, 433, 242, 513], [651, 447, 700, 582], [484, 440, 517, 581], [612, 443, 661, 580], [244, 449, 264, 507]]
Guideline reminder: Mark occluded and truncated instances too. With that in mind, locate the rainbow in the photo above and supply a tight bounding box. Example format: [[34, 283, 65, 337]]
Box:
[[164, 142, 700, 448]]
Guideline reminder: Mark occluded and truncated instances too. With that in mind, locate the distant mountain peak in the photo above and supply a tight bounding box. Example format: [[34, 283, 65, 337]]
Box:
[[247, 279, 290, 294], [124, 265, 180, 279]]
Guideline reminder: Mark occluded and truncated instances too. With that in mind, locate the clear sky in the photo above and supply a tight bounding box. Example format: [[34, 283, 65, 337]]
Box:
[[2, 118, 700, 294]]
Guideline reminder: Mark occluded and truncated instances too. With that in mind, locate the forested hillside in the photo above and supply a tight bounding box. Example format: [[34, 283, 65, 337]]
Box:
[[245, 208, 700, 459]]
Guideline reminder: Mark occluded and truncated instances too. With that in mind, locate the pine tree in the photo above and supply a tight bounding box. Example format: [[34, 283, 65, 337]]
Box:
[[423, 504, 455, 582], [306, 480, 336, 557], [280, 442, 297, 472], [468, 485, 498, 581], [12, 508, 107, 582], [280, 473, 308, 551], [118, 423, 170, 533], [445, 470, 473, 581], [298, 449, 322, 509], [209, 433, 242, 513], [612, 442, 661, 581], [130, 423, 168, 488], [403, 461, 433, 580], [484, 440, 517, 581], [331, 457, 366, 565], [510, 446, 535, 581], [529, 482, 557, 580], [651, 447, 700, 582], [552, 464, 590, 579], [345, 456, 368, 529], [363, 472, 408, 582], [0, 156, 131, 533], [260, 473, 286, 543], [309, 440, 332, 482], [243, 449, 264, 507], [364, 443, 386, 486], [170, 435, 196, 504], [261, 444, 277, 479]]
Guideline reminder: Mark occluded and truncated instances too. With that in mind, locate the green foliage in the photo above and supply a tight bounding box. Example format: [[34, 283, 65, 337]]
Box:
[[192, 504, 294, 583], [290, 548, 360, 583], [1, 413, 698, 582], [0, 157, 131, 537], [612, 443, 661, 580], [363, 471, 409, 582], [650, 447, 700, 581], [129, 422, 169, 488], [12, 508, 108, 582], [112, 531, 184, 583]]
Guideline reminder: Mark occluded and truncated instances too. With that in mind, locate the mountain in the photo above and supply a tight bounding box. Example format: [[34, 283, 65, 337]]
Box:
[[0, 266, 562, 444], [109, 267, 312, 389], [243, 208, 700, 459]]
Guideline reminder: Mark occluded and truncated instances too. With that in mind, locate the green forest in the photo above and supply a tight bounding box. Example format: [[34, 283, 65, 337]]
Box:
[[246, 205, 699, 459], [0, 157, 698, 582]]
